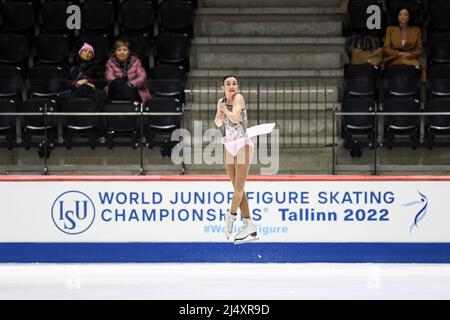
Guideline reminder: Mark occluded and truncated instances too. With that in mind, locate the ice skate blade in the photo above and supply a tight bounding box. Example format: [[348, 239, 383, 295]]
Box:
[[234, 236, 259, 245]]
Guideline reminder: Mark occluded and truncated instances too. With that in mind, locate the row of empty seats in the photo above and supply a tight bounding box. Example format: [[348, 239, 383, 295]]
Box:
[[0, 0, 195, 37], [0, 0, 194, 71], [344, 63, 450, 99], [0, 96, 182, 157], [342, 96, 450, 156], [342, 64, 450, 156]]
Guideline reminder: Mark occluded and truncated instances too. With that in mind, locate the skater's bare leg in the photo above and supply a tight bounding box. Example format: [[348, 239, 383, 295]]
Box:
[[224, 149, 250, 217], [230, 145, 252, 215]]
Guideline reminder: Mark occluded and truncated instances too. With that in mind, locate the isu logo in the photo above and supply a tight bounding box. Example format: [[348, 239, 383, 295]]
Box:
[[51, 191, 96, 235]]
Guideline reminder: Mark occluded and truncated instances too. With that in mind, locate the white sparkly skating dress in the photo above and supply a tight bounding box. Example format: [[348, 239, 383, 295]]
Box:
[[222, 103, 275, 157]]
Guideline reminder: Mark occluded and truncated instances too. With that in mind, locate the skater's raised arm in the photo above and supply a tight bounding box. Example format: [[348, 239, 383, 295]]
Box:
[[215, 99, 226, 127], [219, 94, 245, 124]]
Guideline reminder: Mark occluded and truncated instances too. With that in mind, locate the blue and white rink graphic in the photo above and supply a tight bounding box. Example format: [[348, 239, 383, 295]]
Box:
[[1, 175, 450, 263]]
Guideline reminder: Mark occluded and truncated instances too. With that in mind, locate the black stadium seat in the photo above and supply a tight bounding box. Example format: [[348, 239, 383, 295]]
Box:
[[428, 0, 450, 31], [60, 98, 100, 149], [341, 96, 376, 157], [158, 0, 194, 36], [81, 1, 114, 34], [163, 0, 197, 9], [0, 2, 35, 34], [104, 101, 141, 149], [148, 64, 186, 100], [144, 97, 182, 132], [344, 64, 381, 97], [428, 64, 450, 97], [144, 96, 182, 156], [155, 32, 191, 70], [428, 33, 450, 65], [40, 1, 76, 35], [425, 97, 450, 149], [34, 34, 69, 66], [383, 97, 421, 149], [0, 65, 23, 100], [0, 98, 18, 150], [385, 65, 421, 97], [119, 0, 154, 37], [0, 34, 29, 69], [28, 65, 68, 98]]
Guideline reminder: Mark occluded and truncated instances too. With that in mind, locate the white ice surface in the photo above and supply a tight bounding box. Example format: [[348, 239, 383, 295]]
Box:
[[0, 263, 449, 300]]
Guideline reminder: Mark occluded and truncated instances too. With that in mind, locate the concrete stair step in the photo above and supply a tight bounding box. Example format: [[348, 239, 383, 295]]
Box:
[[195, 7, 345, 22], [192, 36, 345, 46], [199, 0, 343, 7], [196, 6, 342, 14], [195, 20, 342, 37], [196, 7, 342, 15], [190, 38, 348, 63], [187, 69, 344, 80], [184, 83, 340, 103], [193, 52, 341, 70]]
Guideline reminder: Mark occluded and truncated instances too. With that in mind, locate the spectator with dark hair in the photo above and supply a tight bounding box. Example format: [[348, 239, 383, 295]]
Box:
[[383, 7, 423, 68], [105, 39, 151, 103]]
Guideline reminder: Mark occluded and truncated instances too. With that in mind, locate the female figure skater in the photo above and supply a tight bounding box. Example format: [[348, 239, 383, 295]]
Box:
[[215, 75, 257, 243]]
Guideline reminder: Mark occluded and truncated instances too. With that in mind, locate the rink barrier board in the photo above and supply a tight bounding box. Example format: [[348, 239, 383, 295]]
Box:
[[1, 243, 450, 263], [2, 175, 450, 182], [1, 175, 450, 263]]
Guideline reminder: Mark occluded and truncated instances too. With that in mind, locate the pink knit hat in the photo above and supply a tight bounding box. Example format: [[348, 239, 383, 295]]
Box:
[[78, 43, 94, 56]]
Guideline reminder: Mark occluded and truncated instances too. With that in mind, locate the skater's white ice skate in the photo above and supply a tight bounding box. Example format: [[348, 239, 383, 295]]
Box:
[[224, 213, 236, 240], [234, 218, 259, 244]]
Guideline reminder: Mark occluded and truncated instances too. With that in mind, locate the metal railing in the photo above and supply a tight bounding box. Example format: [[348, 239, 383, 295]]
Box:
[[4, 78, 450, 175], [1, 78, 340, 174], [184, 80, 338, 148]]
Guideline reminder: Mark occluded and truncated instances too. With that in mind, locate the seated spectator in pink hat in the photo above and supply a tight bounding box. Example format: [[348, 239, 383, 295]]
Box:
[[71, 43, 105, 87], [104, 39, 151, 103], [57, 42, 105, 108]]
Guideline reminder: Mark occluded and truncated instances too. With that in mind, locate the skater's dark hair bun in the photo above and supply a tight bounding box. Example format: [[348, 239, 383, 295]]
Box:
[[222, 75, 239, 84]]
